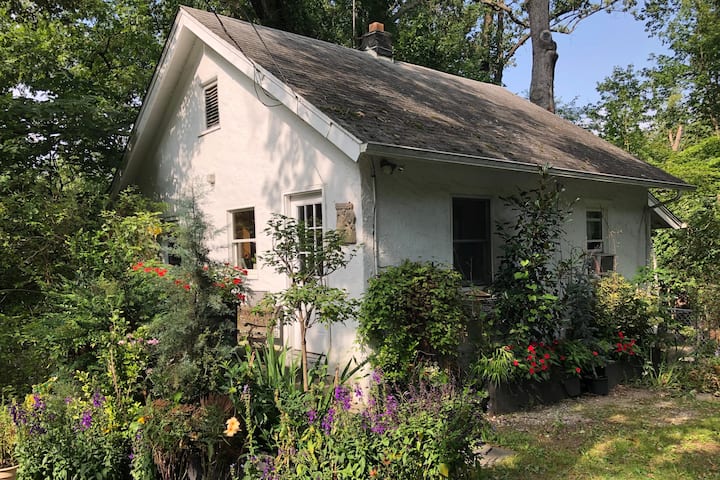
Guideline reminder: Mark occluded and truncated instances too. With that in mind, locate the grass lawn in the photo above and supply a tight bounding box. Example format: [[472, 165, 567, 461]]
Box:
[[480, 385, 720, 480]]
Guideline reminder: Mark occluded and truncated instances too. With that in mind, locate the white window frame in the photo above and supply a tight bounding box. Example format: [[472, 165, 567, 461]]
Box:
[[585, 208, 615, 275], [229, 207, 257, 271], [586, 209, 604, 253], [289, 192, 324, 278]]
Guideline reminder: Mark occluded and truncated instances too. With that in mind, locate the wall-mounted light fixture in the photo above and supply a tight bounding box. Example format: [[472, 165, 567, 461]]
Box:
[[380, 159, 403, 175]]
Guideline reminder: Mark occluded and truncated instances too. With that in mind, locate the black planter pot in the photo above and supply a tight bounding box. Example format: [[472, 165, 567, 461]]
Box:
[[585, 376, 610, 395], [488, 372, 576, 414], [606, 360, 643, 388], [562, 375, 582, 397]]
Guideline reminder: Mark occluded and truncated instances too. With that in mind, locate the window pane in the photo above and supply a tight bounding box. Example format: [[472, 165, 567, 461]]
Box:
[[233, 241, 256, 269], [452, 198, 491, 285], [233, 209, 255, 240], [453, 198, 489, 240], [453, 242, 491, 285], [586, 211, 603, 241]]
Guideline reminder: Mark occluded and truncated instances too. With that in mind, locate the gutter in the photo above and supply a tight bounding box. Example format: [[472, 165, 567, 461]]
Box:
[[361, 143, 694, 191]]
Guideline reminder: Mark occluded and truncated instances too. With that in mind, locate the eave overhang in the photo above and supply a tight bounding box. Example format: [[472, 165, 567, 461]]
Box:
[[361, 143, 695, 191]]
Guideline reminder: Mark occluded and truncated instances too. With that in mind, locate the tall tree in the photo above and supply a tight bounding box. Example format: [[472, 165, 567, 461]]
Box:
[[642, 0, 720, 136], [526, 0, 557, 111]]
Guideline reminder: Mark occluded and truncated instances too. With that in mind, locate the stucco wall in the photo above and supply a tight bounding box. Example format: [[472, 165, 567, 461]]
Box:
[[134, 43, 366, 367], [368, 158, 651, 281]]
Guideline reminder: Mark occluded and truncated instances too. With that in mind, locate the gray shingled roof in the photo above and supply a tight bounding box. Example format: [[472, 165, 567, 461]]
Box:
[[184, 6, 688, 188]]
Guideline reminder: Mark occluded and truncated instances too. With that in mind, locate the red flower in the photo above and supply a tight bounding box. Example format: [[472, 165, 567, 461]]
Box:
[[544, 353, 551, 360], [232, 278, 242, 285], [529, 368, 536, 375], [157, 268, 167, 277], [541, 365, 548, 371], [144, 267, 153, 273], [237, 293, 246, 301], [531, 362, 537, 368], [183, 284, 191, 291], [575, 367, 581, 374], [174, 279, 182, 285], [512, 360, 519, 367], [539, 358, 545, 364], [560, 355, 566, 361], [592, 351, 598, 356], [618, 331, 625, 339], [528, 345, 535, 352]]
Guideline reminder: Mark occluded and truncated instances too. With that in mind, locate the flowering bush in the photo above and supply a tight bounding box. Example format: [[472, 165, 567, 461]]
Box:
[[510, 341, 561, 380], [612, 331, 638, 359], [129, 260, 248, 307], [12, 385, 129, 480], [240, 370, 486, 479], [132, 395, 242, 480]]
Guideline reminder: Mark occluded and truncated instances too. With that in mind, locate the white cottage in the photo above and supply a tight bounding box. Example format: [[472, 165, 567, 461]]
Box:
[[112, 6, 689, 367]]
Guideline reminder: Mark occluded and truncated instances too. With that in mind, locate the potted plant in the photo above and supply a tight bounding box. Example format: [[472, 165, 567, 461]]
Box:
[[0, 403, 18, 480], [559, 340, 592, 396], [584, 342, 611, 395]]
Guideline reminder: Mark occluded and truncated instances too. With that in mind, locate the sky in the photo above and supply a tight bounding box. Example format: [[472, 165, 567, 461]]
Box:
[[502, 9, 669, 108]]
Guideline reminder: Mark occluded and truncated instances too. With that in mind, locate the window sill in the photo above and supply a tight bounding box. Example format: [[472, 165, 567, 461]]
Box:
[[199, 125, 221, 137]]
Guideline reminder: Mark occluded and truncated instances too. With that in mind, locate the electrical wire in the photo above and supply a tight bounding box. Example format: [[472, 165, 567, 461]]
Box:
[[205, 3, 288, 108]]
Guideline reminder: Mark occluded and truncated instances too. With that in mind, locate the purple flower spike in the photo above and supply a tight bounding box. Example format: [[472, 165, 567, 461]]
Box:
[[334, 385, 352, 411], [32, 394, 46, 412], [322, 408, 335, 434], [92, 392, 106, 408], [307, 409, 317, 425], [79, 411, 92, 431]]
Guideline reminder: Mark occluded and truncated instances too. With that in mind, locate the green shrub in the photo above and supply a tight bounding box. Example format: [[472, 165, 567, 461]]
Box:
[[677, 356, 720, 394], [358, 261, 468, 383], [595, 273, 664, 344]]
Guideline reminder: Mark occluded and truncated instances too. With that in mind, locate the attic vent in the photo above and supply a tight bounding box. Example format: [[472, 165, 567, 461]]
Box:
[[204, 83, 219, 129]]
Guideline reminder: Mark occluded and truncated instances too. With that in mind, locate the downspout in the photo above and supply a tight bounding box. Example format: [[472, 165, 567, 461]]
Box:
[[371, 159, 379, 276]]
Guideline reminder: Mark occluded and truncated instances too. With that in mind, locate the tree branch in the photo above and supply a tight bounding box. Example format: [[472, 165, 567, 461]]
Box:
[[478, 0, 530, 28]]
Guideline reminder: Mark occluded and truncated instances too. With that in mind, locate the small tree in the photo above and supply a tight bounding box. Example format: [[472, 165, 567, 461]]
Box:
[[492, 167, 574, 346], [260, 214, 357, 391]]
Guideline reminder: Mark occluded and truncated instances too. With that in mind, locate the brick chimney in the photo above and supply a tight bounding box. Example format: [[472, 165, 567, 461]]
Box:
[[359, 22, 392, 59]]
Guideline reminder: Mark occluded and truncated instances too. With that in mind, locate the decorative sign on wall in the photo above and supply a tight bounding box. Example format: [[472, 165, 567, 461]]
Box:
[[335, 202, 357, 244]]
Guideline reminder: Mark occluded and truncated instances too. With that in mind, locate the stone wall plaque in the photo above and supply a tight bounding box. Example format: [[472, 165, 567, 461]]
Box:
[[335, 202, 357, 244]]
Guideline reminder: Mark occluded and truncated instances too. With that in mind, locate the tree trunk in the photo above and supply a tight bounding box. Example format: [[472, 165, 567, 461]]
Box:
[[493, 10, 505, 84], [480, 10, 493, 76], [668, 124, 684, 151], [300, 312, 309, 392], [526, 0, 557, 112]]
